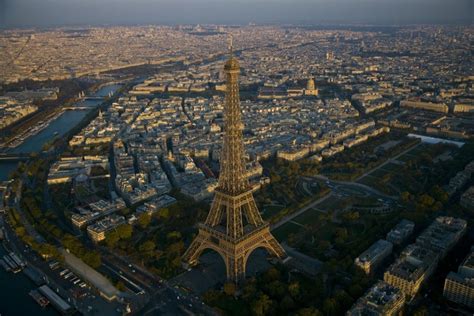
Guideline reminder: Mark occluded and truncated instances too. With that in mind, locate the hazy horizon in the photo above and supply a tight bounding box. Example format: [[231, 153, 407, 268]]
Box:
[[0, 0, 472, 29]]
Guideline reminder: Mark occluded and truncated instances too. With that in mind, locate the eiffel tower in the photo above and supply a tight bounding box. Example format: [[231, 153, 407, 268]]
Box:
[[182, 38, 287, 283]]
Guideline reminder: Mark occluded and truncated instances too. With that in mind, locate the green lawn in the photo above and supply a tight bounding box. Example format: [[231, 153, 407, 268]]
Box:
[[314, 195, 347, 212], [367, 168, 391, 179], [397, 152, 418, 162], [273, 222, 302, 242], [261, 204, 285, 220], [379, 162, 405, 172], [292, 207, 325, 226]]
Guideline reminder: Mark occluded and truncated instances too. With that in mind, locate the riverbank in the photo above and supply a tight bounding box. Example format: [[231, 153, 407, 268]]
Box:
[[2, 84, 122, 152], [1, 109, 66, 150], [0, 84, 123, 181], [0, 245, 58, 316]]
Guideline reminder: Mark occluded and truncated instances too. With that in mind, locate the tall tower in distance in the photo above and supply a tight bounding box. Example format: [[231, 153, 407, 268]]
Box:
[[182, 37, 287, 283]]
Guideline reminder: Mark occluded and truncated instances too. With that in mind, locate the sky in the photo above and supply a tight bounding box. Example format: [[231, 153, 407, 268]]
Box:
[[0, 0, 472, 28]]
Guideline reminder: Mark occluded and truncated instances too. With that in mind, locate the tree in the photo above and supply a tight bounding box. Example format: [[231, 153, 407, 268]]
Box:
[[343, 211, 360, 221], [295, 307, 322, 316], [83, 251, 101, 269], [348, 284, 363, 298], [418, 194, 435, 207], [166, 231, 182, 240], [203, 289, 221, 305], [251, 294, 272, 316], [38, 243, 61, 260], [242, 279, 257, 300], [116, 224, 133, 240], [279, 295, 295, 311], [431, 185, 448, 203], [106, 230, 120, 248], [322, 298, 338, 316], [157, 207, 170, 220], [15, 226, 26, 238], [288, 281, 300, 298], [116, 281, 127, 291], [138, 213, 151, 229], [433, 201, 443, 212], [264, 267, 281, 282], [139, 240, 156, 257], [335, 227, 348, 240], [120, 208, 131, 216], [413, 305, 429, 316], [266, 280, 286, 299], [223, 282, 236, 296], [400, 191, 412, 203], [334, 290, 353, 309], [318, 240, 331, 252]]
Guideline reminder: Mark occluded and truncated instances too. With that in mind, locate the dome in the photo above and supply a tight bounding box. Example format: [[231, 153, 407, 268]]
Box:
[[75, 173, 88, 182]]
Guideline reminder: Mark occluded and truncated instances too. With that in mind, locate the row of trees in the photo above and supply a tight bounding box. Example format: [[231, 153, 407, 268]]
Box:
[[204, 264, 370, 316], [15, 157, 106, 269], [7, 207, 62, 260], [62, 234, 102, 268], [100, 189, 209, 278], [320, 132, 419, 181], [105, 223, 133, 248]]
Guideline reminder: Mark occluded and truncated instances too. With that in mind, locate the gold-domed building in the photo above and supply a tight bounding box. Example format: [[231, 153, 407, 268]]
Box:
[[305, 78, 318, 96]]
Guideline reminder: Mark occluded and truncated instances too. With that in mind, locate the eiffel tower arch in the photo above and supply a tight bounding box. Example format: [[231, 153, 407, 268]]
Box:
[[182, 39, 287, 283]]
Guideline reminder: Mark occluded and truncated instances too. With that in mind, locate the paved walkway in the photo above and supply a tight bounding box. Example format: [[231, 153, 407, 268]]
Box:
[[271, 144, 421, 232], [354, 142, 420, 182], [309, 175, 397, 200], [271, 193, 332, 231], [282, 243, 322, 277]]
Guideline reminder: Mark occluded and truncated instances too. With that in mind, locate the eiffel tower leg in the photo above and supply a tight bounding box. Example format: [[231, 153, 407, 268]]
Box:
[[182, 231, 207, 267], [226, 255, 246, 283], [241, 228, 287, 269], [263, 231, 287, 259]]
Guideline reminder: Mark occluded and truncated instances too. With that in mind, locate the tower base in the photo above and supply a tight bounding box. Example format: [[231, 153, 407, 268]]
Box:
[[183, 224, 286, 283]]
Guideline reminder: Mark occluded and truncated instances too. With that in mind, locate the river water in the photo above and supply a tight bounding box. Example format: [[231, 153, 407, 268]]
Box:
[[0, 246, 59, 315], [0, 84, 122, 181], [0, 84, 122, 315], [10, 110, 89, 154]]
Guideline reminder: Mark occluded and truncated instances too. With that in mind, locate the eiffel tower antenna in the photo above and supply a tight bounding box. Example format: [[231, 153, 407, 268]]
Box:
[[182, 38, 287, 283], [228, 33, 233, 56]]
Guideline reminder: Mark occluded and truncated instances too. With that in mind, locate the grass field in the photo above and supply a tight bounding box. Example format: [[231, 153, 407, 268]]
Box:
[[273, 221, 302, 241], [272, 140, 468, 260], [379, 162, 405, 172], [313, 195, 348, 212], [355, 143, 457, 195], [397, 152, 418, 162], [292, 207, 325, 226], [261, 204, 285, 220]]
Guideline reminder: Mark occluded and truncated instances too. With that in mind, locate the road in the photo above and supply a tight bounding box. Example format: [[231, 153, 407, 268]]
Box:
[[309, 175, 398, 200], [100, 247, 217, 315], [271, 143, 418, 231], [271, 193, 333, 231], [10, 178, 45, 243], [354, 141, 420, 182], [1, 213, 124, 315], [282, 243, 322, 276]]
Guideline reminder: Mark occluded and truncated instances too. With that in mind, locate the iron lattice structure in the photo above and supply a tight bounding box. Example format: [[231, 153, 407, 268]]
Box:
[[182, 50, 286, 283]]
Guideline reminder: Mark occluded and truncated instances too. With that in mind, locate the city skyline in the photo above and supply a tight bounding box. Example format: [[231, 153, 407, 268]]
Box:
[[0, 0, 472, 28], [0, 3, 473, 314]]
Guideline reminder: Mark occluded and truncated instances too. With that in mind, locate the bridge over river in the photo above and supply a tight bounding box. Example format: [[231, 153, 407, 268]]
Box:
[[0, 153, 31, 162]]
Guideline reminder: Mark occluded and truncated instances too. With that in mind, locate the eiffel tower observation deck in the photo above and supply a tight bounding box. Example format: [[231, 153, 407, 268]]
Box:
[[182, 37, 286, 283]]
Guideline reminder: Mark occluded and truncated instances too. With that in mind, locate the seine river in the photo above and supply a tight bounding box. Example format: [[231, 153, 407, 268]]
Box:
[[0, 84, 122, 181], [0, 84, 122, 315], [0, 246, 59, 315]]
